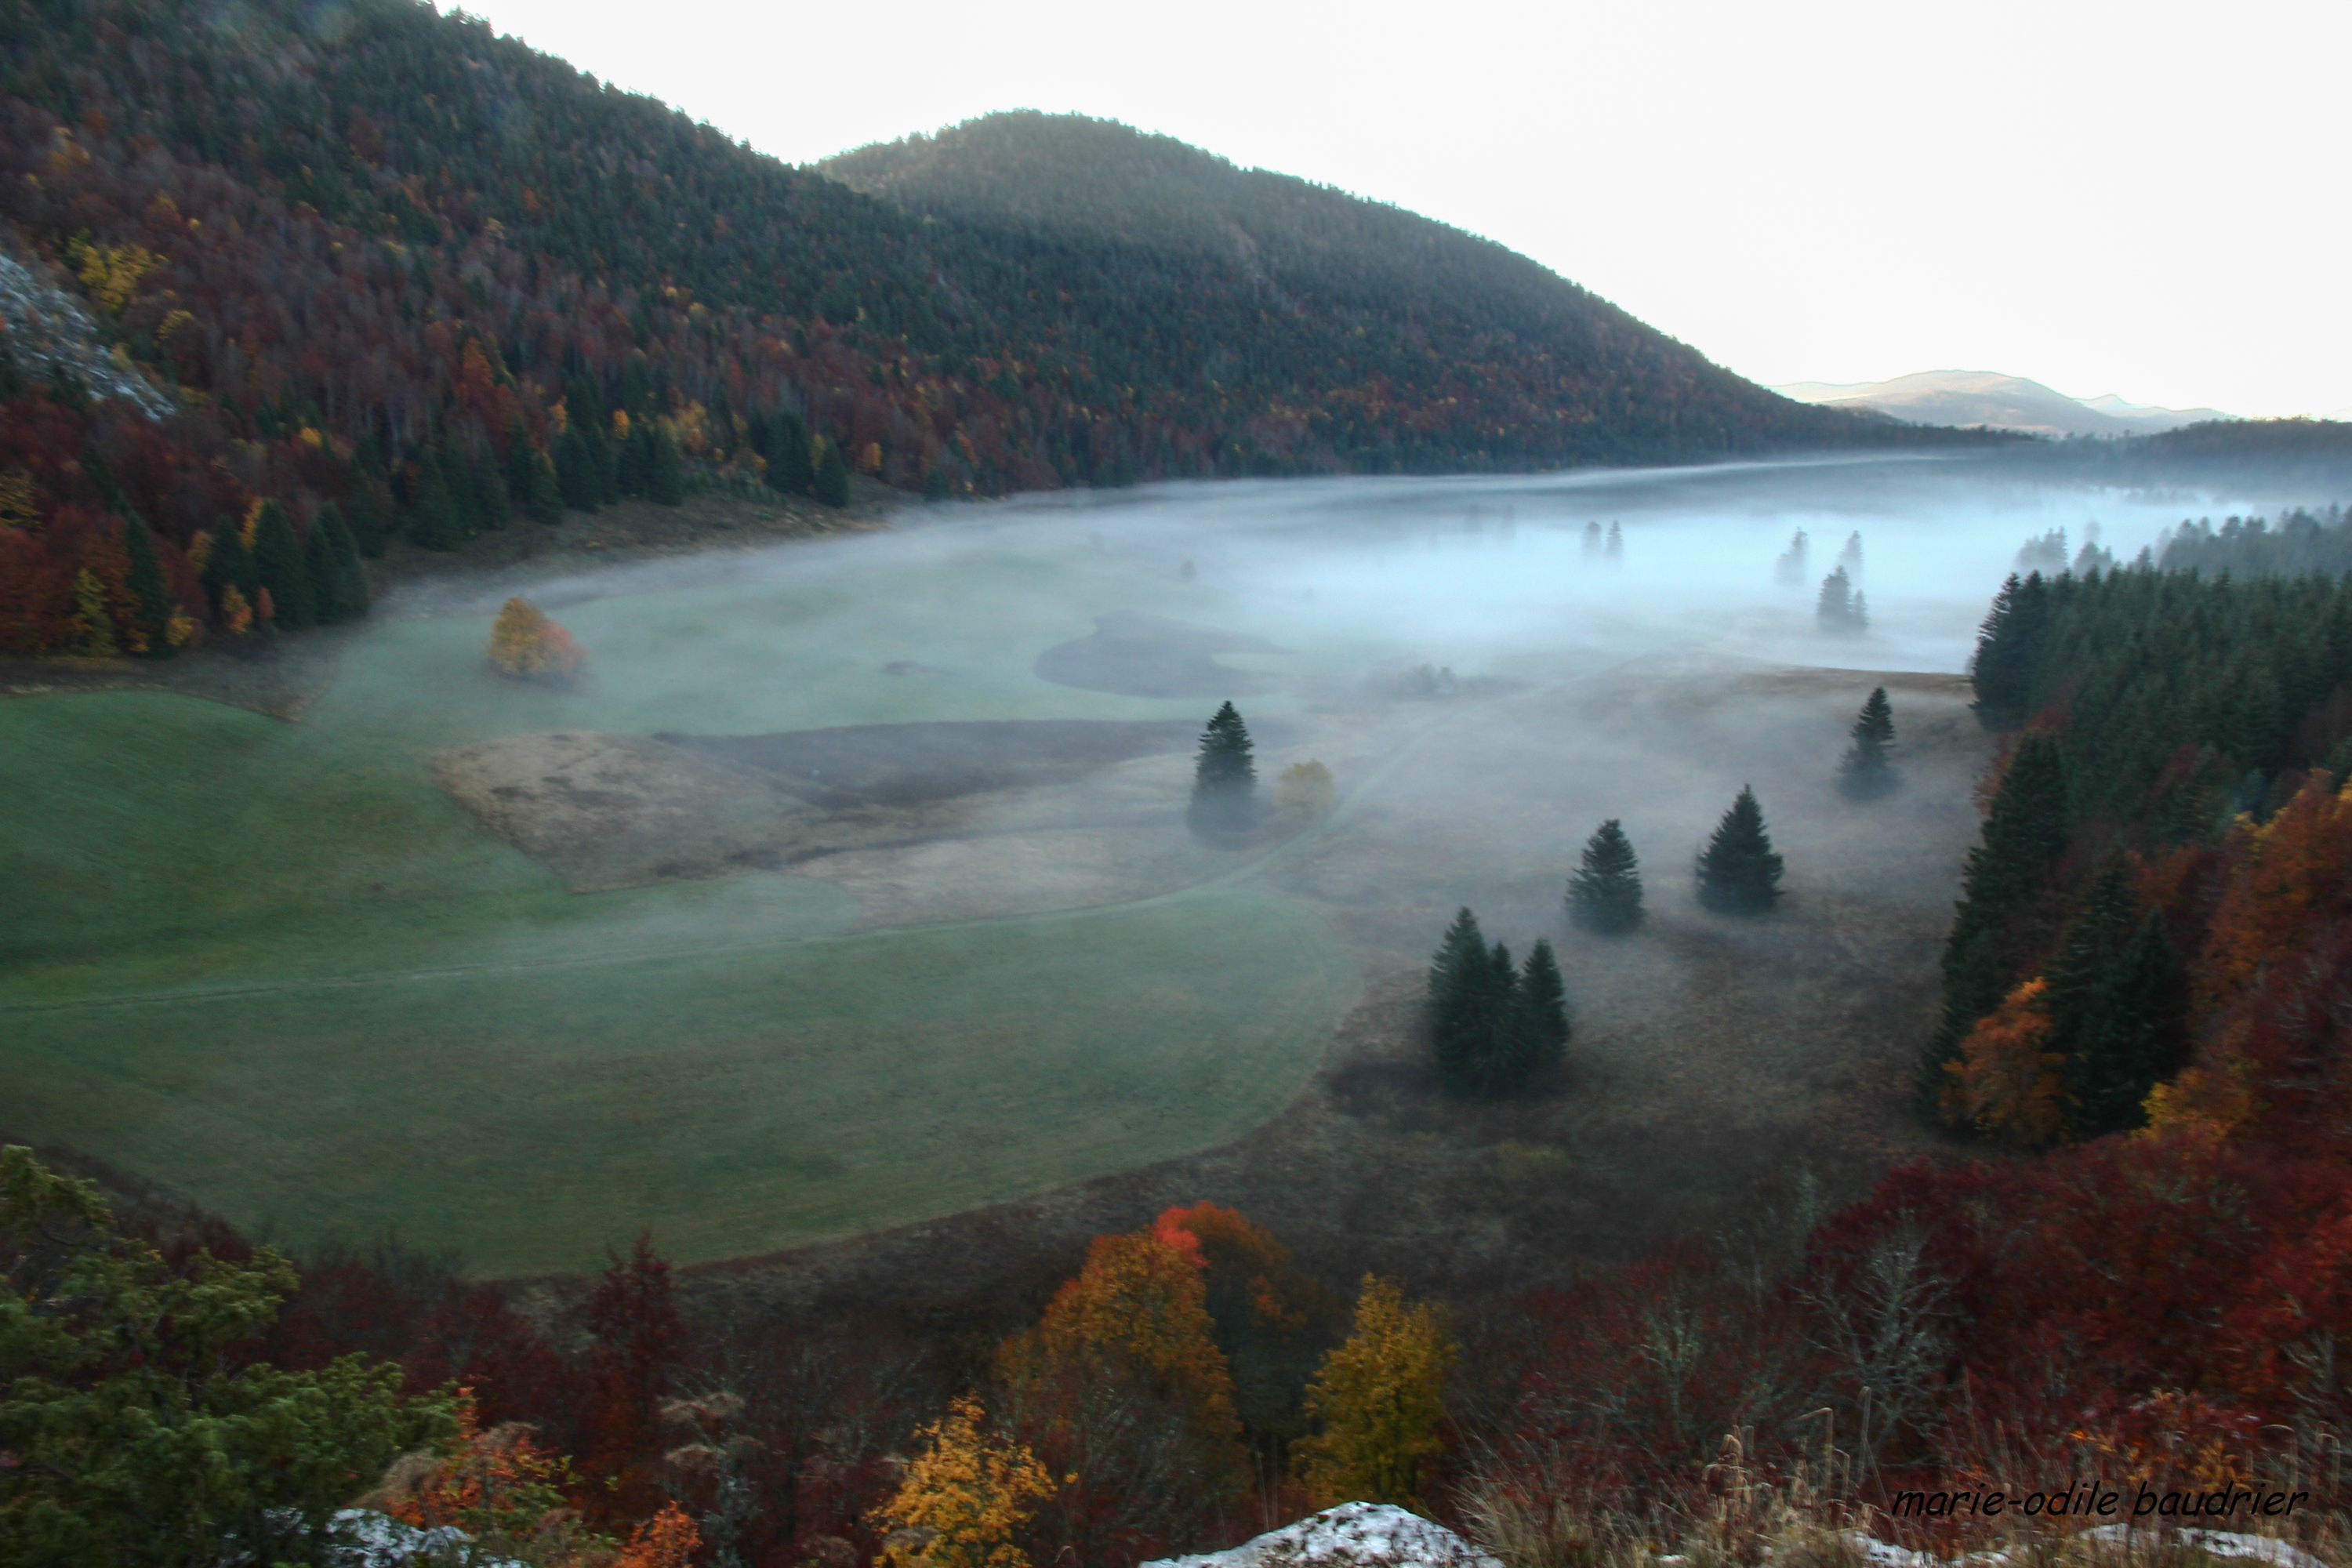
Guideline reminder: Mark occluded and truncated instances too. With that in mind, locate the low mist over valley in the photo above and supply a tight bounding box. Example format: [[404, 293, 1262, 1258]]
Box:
[[7, 0, 2352, 1560]]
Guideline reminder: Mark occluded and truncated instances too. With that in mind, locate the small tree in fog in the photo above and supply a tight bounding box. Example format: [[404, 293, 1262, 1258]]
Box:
[[1604, 521, 1624, 563], [1774, 528, 1809, 587], [1817, 567, 1867, 634], [1581, 521, 1603, 561], [1568, 819, 1644, 934], [1188, 702, 1258, 833], [1839, 687, 1898, 799], [1274, 759, 1336, 816], [1696, 786, 1784, 914]]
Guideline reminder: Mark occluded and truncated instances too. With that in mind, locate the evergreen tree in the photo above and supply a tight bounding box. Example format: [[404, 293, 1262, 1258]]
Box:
[[764, 411, 815, 495], [120, 514, 174, 658], [1567, 818, 1644, 933], [813, 437, 851, 507], [309, 503, 368, 622], [250, 501, 316, 628], [407, 456, 466, 550], [302, 507, 343, 622], [1970, 572, 2051, 730], [470, 448, 511, 529], [1817, 567, 1866, 633], [1508, 938, 1571, 1083], [647, 423, 686, 505], [555, 426, 601, 512], [1922, 730, 2071, 1100], [201, 518, 260, 615], [1695, 786, 1784, 914], [347, 478, 394, 557], [1604, 520, 1624, 562], [1188, 701, 1258, 833], [524, 445, 564, 524], [564, 376, 619, 503], [2064, 910, 2187, 1137], [2045, 861, 2187, 1138], [922, 466, 954, 502], [616, 418, 654, 496], [1773, 528, 1809, 586], [503, 422, 536, 505], [1838, 687, 1898, 798]]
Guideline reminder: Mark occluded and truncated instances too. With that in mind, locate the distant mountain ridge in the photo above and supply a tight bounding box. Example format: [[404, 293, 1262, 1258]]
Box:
[[1772, 370, 2232, 437]]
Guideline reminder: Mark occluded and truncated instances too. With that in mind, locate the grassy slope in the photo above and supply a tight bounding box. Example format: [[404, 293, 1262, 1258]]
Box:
[[0, 543, 1361, 1274]]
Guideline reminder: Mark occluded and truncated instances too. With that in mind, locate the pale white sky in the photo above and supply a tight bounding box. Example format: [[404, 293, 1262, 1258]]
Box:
[[455, 0, 2349, 419]]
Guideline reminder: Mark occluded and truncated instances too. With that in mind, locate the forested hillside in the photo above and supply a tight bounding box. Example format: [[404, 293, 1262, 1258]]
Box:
[[0, 0, 1967, 655]]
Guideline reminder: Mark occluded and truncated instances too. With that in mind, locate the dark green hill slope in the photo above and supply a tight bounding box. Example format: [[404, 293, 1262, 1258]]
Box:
[[0, 0, 1981, 652], [819, 111, 1927, 471]]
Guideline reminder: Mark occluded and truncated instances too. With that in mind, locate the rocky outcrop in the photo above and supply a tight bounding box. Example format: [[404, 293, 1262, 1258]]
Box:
[[1144, 1503, 1503, 1568]]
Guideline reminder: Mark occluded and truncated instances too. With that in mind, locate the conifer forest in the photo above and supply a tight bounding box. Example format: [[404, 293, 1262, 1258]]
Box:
[[6, 0, 2352, 1563]]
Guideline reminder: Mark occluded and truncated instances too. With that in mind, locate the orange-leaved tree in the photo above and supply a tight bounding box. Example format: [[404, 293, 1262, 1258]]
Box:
[[996, 1222, 1246, 1561], [868, 1394, 1057, 1568], [1943, 977, 2066, 1145], [487, 595, 585, 681], [1293, 1275, 1457, 1511], [365, 1388, 608, 1563]]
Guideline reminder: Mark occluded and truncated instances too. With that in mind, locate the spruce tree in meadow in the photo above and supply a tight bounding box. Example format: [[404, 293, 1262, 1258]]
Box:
[[1567, 818, 1644, 933], [1839, 687, 1898, 798], [1695, 786, 1783, 914], [120, 514, 174, 658], [1817, 567, 1866, 633], [813, 437, 851, 508], [1510, 938, 1571, 1083], [1428, 908, 1497, 1094], [250, 501, 316, 628], [555, 426, 601, 513], [1188, 701, 1258, 833]]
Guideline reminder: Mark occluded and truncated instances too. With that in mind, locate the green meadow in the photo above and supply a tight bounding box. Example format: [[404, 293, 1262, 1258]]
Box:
[[0, 540, 1360, 1274]]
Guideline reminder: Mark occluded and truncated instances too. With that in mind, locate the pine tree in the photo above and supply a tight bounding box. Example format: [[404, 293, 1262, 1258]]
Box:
[[470, 448, 511, 530], [1970, 572, 2050, 730], [347, 478, 394, 557], [310, 504, 368, 622], [251, 501, 316, 628], [1838, 687, 1898, 798], [555, 427, 601, 512], [120, 515, 174, 658], [1604, 520, 1624, 562], [1188, 701, 1258, 833], [1695, 786, 1784, 914], [764, 411, 815, 495], [1508, 938, 1570, 1083], [201, 519, 259, 619], [408, 457, 466, 550], [1817, 567, 1865, 633], [1567, 818, 1644, 933], [617, 419, 653, 496], [1774, 528, 1809, 586], [2050, 862, 2187, 1138], [647, 423, 685, 505], [1428, 909, 1507, 1097], [1922, 730, 2071, 1102], [814, 437, 851, 507], [524, 446, 564, 524], [303, 507, 343, 622]]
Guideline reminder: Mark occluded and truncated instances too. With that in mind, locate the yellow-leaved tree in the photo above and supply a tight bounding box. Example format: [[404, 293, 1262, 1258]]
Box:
[[869, 1395, 1055, 1568], [486, 597, 585, 681], [1273, 760, 1336, 817], [1294, 1274, 1457, 1510]]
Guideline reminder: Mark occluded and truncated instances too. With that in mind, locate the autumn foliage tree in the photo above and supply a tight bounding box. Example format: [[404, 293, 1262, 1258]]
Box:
[[486, 596, 586, 681], [1294, 1276, 1457, 1511], [869, 1396, 1056, 1568]]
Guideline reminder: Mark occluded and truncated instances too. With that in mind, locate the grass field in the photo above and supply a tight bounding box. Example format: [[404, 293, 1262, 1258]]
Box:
[[0, 540, 1363, 1274]]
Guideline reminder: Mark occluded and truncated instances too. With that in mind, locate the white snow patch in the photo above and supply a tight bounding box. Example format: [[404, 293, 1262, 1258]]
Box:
[[1143, 1502, 1503, 1568]]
